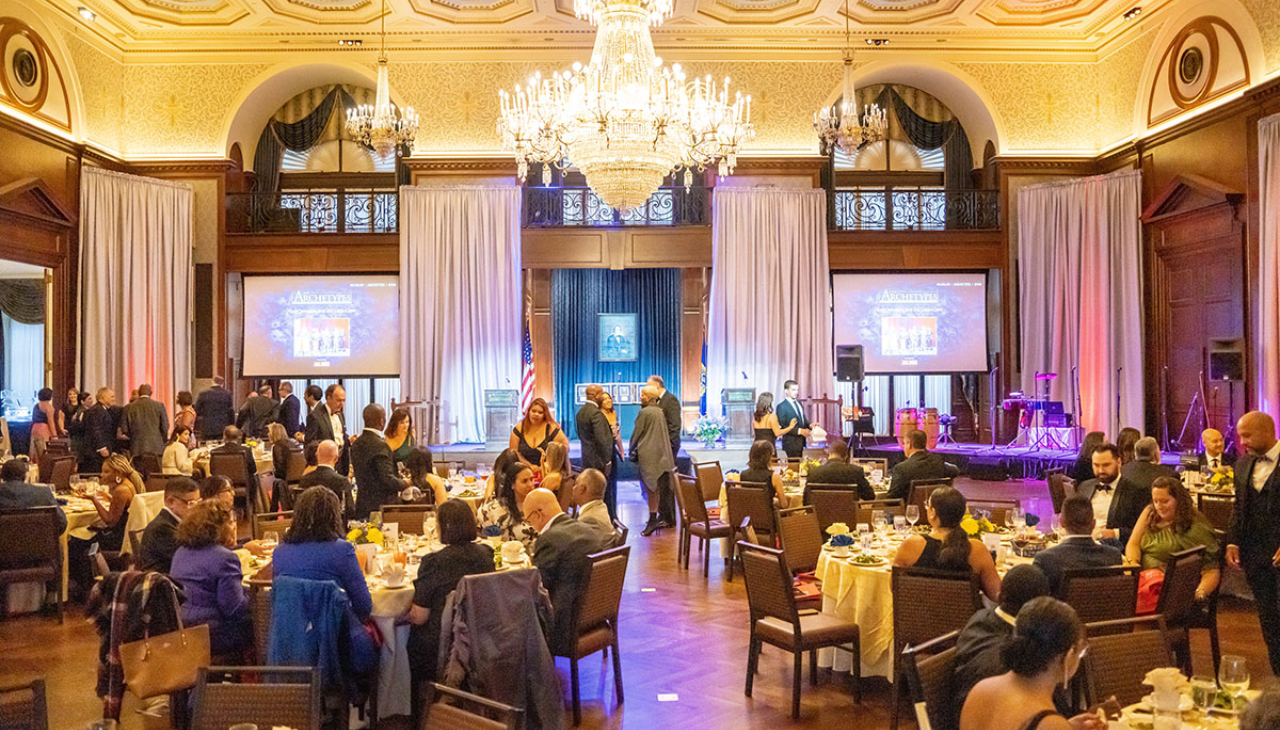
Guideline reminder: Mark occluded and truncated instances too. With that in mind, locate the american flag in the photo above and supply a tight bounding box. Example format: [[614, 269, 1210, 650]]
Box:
[[520, 315, 536, 412]]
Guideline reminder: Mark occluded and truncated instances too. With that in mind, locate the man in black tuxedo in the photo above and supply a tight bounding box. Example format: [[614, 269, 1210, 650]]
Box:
[[1031, 494, 1124, 594], [277, 382, 302, 437], [121, 383, 170, 458], [136, 477, 199, 574], [1197, 428, 1237, 471], [83, 387, 121, 474], [775, 379, 812, 460], [210, 426, 259, 485], [1121, 437, 1176, 492], [1226, 411, 1280, 674], [887, 429, 959, 501], [305, 384, 350, 477], [952, 565, 1051, 716], [576, 384, 616, 518], [299, 440, 354, 517], [298, 385, 323, 441], [1075, 442, 1149, 548], [648, 375, 681, 522], [236, 384, 278, 440], [194, 376, 236, 441], [803, 440, 874, 504], [525, 488, 607, 654], [350, 403, 405, 520]]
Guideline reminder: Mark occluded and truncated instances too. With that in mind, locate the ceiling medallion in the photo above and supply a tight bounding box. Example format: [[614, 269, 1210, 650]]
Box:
[[813, 0, 886, 156], [496, 0, 755, 211], [344, 0, 418, 157]]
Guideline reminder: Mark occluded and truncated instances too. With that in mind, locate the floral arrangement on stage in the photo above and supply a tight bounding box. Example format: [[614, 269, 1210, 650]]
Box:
[[960, 512, 998, 537], [693, 416, 726, 449], [347, 524, 384, 546], [1209, 465, 1235, 492]]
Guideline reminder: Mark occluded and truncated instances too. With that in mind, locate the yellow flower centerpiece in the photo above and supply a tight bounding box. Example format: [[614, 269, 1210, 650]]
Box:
[[347, 525, 384, 546], [1209, 465, 1235, 492], [960, 513, 997, 537]]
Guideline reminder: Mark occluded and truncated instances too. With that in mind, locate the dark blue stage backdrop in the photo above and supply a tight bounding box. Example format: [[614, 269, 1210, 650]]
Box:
[[552, 268, 682, 440]]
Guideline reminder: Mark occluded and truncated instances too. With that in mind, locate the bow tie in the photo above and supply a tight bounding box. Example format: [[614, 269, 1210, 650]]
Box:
[[1095, 483, 1114, 493]]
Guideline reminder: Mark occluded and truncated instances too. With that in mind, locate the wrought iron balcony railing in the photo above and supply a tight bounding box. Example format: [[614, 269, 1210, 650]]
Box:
[[523, 185, 710, 227], [226, 189, 398, 234], [830, 187, 1000, 231]]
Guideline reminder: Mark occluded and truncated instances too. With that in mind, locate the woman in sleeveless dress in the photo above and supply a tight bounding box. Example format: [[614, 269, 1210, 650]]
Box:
[[751, 392, 796, 445], [960, 597, 1101, 730], [893, 486, 1001, 601], [29, 388, 61, 462], [509, 398, 568, 468], [386, 408, 415, 467]]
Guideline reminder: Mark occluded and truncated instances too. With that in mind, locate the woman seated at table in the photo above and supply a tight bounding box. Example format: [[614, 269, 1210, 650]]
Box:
[[169, 501, 251, 659], [406, 499, 493, 712], [67, 454, 142, 597], [960, 597, 1102, 730], [301, 440, 319, 477], [386, 408, 415, 468], [751, 392, 796, 444], [200, 474, 234, 508], [482, 449, 518, 501], [161, 424, 196, 475], [539, 441, 573, 502], [737, 439, 788, 507], [405, 446, 448, 506], [509, 398, 568, 468], [478, 462, 539, 551], [268, 423, 301, 480], [893, 486, 1001, 601], [270, 486, 373, 620], [1125, 476, 1221, 601]]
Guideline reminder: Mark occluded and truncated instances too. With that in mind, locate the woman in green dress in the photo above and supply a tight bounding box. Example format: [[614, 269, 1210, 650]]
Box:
[[386, 407, 415, 467], [1126, 476, 1221, 601]]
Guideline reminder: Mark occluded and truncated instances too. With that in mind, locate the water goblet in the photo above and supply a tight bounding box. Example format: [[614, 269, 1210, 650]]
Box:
[[905, 505, 920, 526]]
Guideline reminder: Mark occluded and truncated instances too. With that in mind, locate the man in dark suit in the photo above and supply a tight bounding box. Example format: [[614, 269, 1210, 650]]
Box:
[[887, 429, 959, 501], [1121, 436, 1176, 492], [121, 383, 169, 458], [952, 565, 1051, 716], [1197, 428, 1237, 471], [525, 488, 607, 654], [1031, 494, 1124, 594], [136, 477, 200, 574], [775, 379, 812, 460], [648, 375, 681, 523], [83, 387, 121, 474], [236, 384, 278, 440], [299, 440, 354, 517], [298, 385, 323, 441], [0, 459, 66, 533], [210, 426, 259, 485], [1226, 411, 1280, 674], [277, 382, 302, 437], [194, 376, 236, 442], [305, 384, 350, 477], [1075, 442, 1149, 548], [350, 404, 405, 520], [803, 440, 875, 504], [575, 384, 616, 518]]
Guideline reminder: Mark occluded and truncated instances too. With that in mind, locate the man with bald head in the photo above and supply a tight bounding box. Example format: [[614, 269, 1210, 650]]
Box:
[[351, 403, 406, 520], [575, 384, 617, 518], [1227, 411, 1280, 673], [525, 487, 607, 653], [298, 439, 353, 517], [1198, 428, 1237, 471], [632, 385, 676, 536]]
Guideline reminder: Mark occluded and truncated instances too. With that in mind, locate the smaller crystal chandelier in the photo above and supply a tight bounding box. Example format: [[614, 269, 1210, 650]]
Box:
[[345, 0, 418, 158], [813, 0, 886, 156]]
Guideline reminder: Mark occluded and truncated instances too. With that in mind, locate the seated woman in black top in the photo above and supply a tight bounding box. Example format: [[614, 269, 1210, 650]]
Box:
[[406, 499, 493, 716], [892, 486, 1001, 601], [961, 597, 1102, 730], [736, 439, 788, 507]]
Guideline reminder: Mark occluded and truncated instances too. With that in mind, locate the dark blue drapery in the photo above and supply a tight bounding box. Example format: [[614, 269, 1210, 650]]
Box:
[[551, 268, 682, 440]]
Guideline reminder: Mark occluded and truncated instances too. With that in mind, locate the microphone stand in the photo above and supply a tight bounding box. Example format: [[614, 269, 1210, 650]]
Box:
[[989, 365, 999, 451], [1115, 367, 1123, 438]]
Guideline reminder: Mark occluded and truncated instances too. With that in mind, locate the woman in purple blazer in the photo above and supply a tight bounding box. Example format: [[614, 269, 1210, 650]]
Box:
[[170, 501, 252, 658]]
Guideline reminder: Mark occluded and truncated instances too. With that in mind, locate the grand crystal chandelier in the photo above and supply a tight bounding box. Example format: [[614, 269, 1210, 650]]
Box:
[[813, 0, 886, 156], [497, 0, 754, 211], [345, 0, 418, 158]]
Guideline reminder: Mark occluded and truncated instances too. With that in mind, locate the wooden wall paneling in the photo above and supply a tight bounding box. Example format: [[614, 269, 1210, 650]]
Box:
[[522, 229, 610, 268], [530, 269, 555, 409], [680, 267, 707, 407], [626, 228, 712, 268], [223, 237, 399, 272]]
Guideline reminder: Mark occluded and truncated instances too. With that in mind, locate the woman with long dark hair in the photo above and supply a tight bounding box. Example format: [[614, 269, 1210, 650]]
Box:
[[1116, 427, 1141, 465], [1126, 476, 1221, 600], [1070, 431, 1105, 484], [893, 486, 1001, 601], [508, 398, 568, 467], [405, 446, 448, 506], [477, 461, 539, 550], [751, 391, 796, 444], [737, 439, 788, 506], [386, 408, 415, 467]]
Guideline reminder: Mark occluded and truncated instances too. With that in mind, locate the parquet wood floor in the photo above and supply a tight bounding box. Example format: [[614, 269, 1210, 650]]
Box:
[[2, 478, 1273, 729]]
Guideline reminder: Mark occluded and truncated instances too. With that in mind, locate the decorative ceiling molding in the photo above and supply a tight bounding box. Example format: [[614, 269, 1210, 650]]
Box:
[[259, 0, 382, 26], [976, 0, 1113, 27], [109, 0, 250, 26], [408, 0, 535, 25]]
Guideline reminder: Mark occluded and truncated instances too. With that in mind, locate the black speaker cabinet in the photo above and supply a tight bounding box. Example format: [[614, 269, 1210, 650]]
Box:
[[836, 344, 864, 383], [1209, 338, 1244, 382]]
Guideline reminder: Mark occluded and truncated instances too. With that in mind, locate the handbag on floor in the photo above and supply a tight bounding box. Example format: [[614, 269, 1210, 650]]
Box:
[[119, 586, 211, 698]]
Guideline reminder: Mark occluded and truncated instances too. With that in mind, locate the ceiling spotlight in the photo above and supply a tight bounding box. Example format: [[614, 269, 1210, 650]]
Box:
[[77, 6, 96, 21], [1123, 6, 1141, 20], [865, 38, 889, 46], [338, 38, 362, 46]]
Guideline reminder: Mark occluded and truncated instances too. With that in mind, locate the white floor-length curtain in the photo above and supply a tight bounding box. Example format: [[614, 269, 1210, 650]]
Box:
[[2, 314, 43, 403], [1258, 114, 1280, 414], [80, 167, 192, 415], [707, 187, 834, 416], [1018, 169, 1143, 436], [400, 186, 521, 444]]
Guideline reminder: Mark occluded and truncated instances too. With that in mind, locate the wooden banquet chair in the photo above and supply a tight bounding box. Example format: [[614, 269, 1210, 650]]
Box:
[[421, 683, 522, 730], [857, 499, 905, 527], [209, 451, 253, 516], [132, 453, 162, 481], [1081, 616, 1173, 708], [254, 510, 293, 540], [965, 498, 1020, 528], [726, 483, 776, 545], [0, 507, 63, 623], [739, 541, 861, 719], [1196, 494, 1233, 533], [191, 666, 321, 730], [674, 475, 731, 577], [144, 472, 172, 493], [1045, 467, 1072, 514], [1058, 565, 1139, 630], [694, 460, 724, 502], [557, 545, 630, 725], [900, 630, 960, 730], [382, 503, 434, 535], [806, 488, 859, 534], [907, 478, 952, 515], [0, 678, 48, 730], [48, 457, 74, 493], [1155, 545, 1220, 676], [776, 507, 824, 609]]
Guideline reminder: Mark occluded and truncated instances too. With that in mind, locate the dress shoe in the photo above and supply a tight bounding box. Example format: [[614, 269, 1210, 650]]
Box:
[[641, 518, 660, 537]]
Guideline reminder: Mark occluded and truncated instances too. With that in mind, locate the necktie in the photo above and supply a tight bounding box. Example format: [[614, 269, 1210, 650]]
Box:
[[1211, 457, 1218, 469]]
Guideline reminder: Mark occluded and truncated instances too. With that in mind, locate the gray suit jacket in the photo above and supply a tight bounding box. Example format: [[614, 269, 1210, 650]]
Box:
[[122, 396, 169, 457], [533, 514, 606, 653], [629, 404, 674, 491]]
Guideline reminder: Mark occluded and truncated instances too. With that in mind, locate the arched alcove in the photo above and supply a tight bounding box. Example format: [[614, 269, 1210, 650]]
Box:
[[3, 0, 86, 139]]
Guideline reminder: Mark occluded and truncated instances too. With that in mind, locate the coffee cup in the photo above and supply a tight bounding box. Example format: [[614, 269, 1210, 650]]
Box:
[[501, 540, 525, 564]]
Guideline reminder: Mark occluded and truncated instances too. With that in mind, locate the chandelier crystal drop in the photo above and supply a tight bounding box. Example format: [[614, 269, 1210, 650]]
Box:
[[497, 0, 754, 211], [345, 0, 418, 158], [813, 0, 886, 156]]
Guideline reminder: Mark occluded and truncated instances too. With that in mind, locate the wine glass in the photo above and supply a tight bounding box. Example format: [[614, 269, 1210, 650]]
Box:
[[905, 505, 920, 526], [872, 513, 888, 535], [1004, 510, 1017, 531], [1012, 507, 1027, 531], [1190, 675, 1217, 714], [1050, 514, 1064, 539], [424, 513, 438, 546], [262, 530, 279, 551], [1219, 655, 1250, 711], [893, 514, 907, 536]]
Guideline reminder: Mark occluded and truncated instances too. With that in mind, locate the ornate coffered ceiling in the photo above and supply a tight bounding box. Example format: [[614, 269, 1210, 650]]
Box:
[[45, 0, 1190, 56]]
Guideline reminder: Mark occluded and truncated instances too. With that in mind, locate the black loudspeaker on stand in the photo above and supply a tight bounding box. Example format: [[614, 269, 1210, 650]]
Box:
[[836, 345, 864, 383]]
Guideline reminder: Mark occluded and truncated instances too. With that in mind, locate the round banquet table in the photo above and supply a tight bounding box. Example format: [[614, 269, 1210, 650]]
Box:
[[192, 449, 274, 476]]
